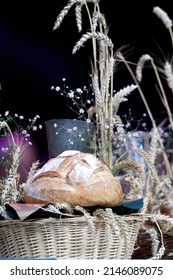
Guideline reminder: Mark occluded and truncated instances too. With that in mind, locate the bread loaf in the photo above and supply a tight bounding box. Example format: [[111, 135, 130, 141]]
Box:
[[24, 150, 122, 207]]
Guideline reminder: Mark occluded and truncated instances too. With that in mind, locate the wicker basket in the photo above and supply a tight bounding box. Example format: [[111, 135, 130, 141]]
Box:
[[0, 214, 143, 259]]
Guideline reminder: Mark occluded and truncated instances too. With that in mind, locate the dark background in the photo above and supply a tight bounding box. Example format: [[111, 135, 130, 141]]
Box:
[[0, 0, 173, 164]]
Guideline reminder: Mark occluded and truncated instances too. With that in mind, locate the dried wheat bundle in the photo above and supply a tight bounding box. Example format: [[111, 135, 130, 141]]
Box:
[[93, 208, 121, 240], [0, 146, 21, 205]]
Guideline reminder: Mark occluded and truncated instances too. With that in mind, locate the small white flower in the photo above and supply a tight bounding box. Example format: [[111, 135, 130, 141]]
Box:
[[32, 126, 37, 131], [86, 119, 91, 123], [4, 111, 9, 117], [73, 126, 77, 131], [62, 78, 66, 81], [21, 130, 27, 135], [76, 88, 83, 93], [51, 86, 54, 90], [79, 108, 84, 114], [19, 115, 24, 120], [55, 86, 60, 91], [54, 123, 57, 128], [125, 122, 131, 128], [39, 125, 42, 129], [67, 128, 72, 133], [117, 127, 124, 134], [68, 91, 74, 98]]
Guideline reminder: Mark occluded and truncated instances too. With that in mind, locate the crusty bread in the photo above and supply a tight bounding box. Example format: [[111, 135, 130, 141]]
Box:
[[24, 150, 122, 207]]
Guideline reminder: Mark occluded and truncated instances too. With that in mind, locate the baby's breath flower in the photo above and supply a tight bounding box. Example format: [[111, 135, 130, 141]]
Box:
[[68, 91, 74, 98], [76, 88, 83, 93], [21, 130, 27, 135], [55, 86, 60, 91], [79, 108, 84, 114]]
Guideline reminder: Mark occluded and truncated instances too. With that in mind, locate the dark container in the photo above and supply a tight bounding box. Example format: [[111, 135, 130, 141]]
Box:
[[45, 119, 95, 158]]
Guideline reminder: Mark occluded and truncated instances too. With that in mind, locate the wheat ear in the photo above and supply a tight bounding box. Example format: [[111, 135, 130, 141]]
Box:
[[53, 0, 76, 30], [112, 84, 138, 114], [149, 127, 159, 164], [115, 160, 146, 186], [132, 148, 160, 185], [153, 6, 173, 46], [75, 2, 83, 32], [163, 61, 173, 91], [72, 31, 113, 54]]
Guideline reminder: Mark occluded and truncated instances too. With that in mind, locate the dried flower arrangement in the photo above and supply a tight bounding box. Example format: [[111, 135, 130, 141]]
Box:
[[51, 1, 172, 202], [52, 0, 138, 170], [51, 1, 173, 256]]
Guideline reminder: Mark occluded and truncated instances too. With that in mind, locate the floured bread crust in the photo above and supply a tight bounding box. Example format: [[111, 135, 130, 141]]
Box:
[[24, 150, 123, 207]]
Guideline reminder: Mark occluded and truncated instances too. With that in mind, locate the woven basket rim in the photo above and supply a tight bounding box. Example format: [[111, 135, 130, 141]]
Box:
[[0, 213, 144, 225]]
